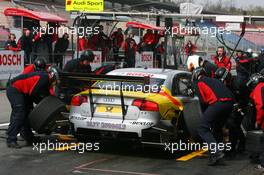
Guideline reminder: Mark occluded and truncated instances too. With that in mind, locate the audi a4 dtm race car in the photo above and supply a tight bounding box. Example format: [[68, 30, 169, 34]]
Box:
[[28, 68, 203, 145]]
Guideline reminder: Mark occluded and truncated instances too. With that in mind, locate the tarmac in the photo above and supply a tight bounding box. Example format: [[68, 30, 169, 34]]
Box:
[[0, 90, 262, 175]]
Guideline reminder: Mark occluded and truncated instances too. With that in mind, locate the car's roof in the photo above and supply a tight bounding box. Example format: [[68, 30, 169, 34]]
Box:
[[108, 68, 188, 77]]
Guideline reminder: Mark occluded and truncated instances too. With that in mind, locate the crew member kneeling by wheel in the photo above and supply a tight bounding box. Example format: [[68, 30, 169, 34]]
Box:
[[247, 74, 264, 127], [6, 66, 59, 148], [215, 67, 247, 155], [192, 67, 235, 166], [246, 74, 264, 170]]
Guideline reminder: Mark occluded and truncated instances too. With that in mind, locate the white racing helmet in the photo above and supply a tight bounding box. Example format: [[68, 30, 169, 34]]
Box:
[[252, 53, 259, 58], [247, 48, 253, 53], [186, 55, 200, 72]]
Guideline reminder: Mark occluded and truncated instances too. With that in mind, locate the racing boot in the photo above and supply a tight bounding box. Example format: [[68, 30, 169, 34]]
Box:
[[255, 165, 264, 172], [7, 141, 22, 149], [208, 151, 225, 166], [237, 140, 245, 153], [25, 136, 42, 146]]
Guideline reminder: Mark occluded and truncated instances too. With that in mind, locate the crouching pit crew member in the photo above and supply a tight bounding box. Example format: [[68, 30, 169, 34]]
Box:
[[247, 73, 264, 127], [192, 67, 234, 166], [62, 50, 95, 103], [215, 67, 247, 155], [246, 73, 264, 170], [22, 57, 47, 74], [63, 50, 94, 73], [6, 67, 59, 148]]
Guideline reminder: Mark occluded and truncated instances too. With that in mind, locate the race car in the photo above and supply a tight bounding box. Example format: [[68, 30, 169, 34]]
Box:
[[28, 68, 202, 145], [68, 68, 202, 144]]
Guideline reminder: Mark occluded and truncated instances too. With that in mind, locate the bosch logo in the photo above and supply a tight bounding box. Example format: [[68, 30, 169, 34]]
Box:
[[0, 54, 22, 66]]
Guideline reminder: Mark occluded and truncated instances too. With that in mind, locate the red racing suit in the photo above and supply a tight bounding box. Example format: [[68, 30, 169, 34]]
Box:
[[11, 72, 53, 103], [195, 76, 234, 107], [22, 64, 35, 74], [143, 33, 155, 45], [78, 37, 88, 51], [213, 55, 232, 71], [5, 40, 20, 51], [111, 31, 124, 48], [250, 82, 264, 128], [21, 66, 55, 95]]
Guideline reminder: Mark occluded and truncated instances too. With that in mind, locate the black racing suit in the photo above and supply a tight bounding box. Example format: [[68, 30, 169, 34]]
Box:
[[203, 60, 217, 78], [6, 72, 51, 143], [225, 76, 250, 153], [194, 76, 234, 156], [63, 59, 92, 73], [62, 59, 92, 103]]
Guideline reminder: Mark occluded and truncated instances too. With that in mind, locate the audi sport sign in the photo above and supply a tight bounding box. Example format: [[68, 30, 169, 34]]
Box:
[[0, 50, 24, 80], [66, 0, 104, 12]]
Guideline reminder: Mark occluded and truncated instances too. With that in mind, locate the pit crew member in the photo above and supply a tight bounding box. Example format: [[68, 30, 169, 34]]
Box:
[[63, 50, 94, 73], [6, 67, 59, 148], [192, 67, 234, 165], [22, 57, 47, 74]]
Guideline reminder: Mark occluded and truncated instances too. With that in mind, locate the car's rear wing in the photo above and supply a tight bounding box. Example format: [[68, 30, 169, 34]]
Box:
[[59, 72, 150, 121], [59, 72, 149, 85]]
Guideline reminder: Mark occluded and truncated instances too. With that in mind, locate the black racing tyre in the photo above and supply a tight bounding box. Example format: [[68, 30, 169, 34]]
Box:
[[176, 113, 191, 143], [183, 114, 202, 142], [183, 100, 203, 142], [29, 96, 67, 134], [242, 104, 256, 131]]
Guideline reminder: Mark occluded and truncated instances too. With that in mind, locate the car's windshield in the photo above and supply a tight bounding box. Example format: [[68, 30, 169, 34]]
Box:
[[94, 78, 165, 93]]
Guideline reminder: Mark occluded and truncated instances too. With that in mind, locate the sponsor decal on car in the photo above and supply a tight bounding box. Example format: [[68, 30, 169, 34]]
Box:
[[109, 72, 167, 79], [130, 121, 154, 126], [86, 121, 126, 130], [69, 116, 86, 120], [103, 98, 115, 103]]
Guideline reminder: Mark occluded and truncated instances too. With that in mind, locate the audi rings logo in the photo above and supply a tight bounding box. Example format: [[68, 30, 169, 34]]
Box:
[[103, 98, 115, 103]]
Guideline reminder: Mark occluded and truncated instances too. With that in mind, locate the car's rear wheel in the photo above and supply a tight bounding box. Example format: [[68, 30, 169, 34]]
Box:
[[175, 114, 191, 142], [181, 99, 203, 142], [183, 113, 202, 142], [29, 96, 67, 134]]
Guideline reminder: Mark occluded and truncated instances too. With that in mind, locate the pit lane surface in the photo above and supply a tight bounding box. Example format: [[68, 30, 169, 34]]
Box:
[[0, 90, 11, 124], [0, 90, 261, 175]]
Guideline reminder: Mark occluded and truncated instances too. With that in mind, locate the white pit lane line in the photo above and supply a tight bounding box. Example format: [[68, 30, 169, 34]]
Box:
[[0, 123, 9, 127]]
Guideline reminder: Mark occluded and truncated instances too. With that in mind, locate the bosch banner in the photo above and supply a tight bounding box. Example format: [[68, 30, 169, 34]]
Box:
[[0, 50, 24, 80], [135, 51, 154, 68]]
